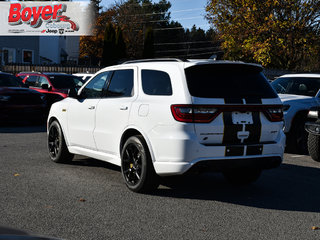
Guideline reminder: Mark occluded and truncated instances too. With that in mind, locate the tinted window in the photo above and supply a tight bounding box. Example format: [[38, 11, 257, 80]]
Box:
[[37, 76, 50, 88], [185, 64, 277, 98], [80, 72, 111, 99], [271, 77, 320, 97], [26, 75, 38, 87], [142, 70, 172, 95], [0, 74, 23, 87], [105, 69, 133, 97], [48, 75, 83, 89]]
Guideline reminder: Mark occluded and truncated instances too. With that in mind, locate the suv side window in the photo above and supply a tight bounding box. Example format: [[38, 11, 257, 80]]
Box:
[[105, 69, 133, 98], [80, 72, 111, 99], [141, 70, 172, 95], [37, 76, 50, 88], [25, 75, 38, 87]]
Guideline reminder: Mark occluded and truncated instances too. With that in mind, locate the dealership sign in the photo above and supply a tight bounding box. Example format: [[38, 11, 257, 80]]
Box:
[[0, 1, 93, 35]]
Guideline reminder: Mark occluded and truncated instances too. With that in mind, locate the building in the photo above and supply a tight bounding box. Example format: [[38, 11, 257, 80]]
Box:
[[0, 36, 40, 65], [0, 36, 79, 65]]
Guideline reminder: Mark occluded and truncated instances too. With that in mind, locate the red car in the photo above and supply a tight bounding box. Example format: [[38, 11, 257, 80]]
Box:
[[17, 72, 84, 107]]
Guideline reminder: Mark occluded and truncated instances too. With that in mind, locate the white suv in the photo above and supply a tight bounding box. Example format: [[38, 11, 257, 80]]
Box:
[[271, 74, 320, 153], [47, 59, 285, 192]]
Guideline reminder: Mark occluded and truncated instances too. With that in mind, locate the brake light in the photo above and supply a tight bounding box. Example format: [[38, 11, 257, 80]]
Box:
[[171, 105, 218, 123], [264, 107, 283, 122]]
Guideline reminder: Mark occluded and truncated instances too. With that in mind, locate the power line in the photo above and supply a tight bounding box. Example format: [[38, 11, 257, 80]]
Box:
[[116, 7, 204, 17], [156, 46, 220, 54], [160, 51, 218, 58], [153, 23, 211, 31], [154, 40, 214, 46], [146, 16, 203, 23], [153, 26, 184, 31]]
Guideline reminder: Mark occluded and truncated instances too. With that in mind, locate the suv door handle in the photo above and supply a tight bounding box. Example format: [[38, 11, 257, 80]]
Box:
[[120, 106, 128, 110], [88, 106, 95, 110]]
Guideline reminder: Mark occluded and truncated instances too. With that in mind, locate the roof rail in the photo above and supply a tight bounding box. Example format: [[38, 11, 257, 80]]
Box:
[[122, 58, 188, 64]]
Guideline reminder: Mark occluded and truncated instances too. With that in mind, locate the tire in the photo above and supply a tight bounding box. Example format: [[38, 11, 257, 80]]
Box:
[[121, 135, 159, 193], [308, 133, 320, 162], [223, 168, 261, 185], [286, 116, 308, 154], [48, 120, 74, 163]]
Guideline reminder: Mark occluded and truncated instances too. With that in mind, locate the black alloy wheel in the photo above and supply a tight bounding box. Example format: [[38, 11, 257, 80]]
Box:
[[48, 121, 73, 163], [121, 135, 159, 193], [122, 143, 143, 186], [48, 124, 60, 159]]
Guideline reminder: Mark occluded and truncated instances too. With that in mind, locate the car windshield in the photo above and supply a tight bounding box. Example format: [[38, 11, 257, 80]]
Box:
[[185, 64, 277, 98], [271, 77, 320, 97], [0, 74, 23, 87], [48, 75, 84, 89]]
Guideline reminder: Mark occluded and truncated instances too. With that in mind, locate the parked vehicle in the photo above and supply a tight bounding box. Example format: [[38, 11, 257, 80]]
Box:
[[47, 59, 285, 192], [0, 72, 46, 124], [305, 107, 320, 161], [271, 74, 320, 153], [17, 72, 84, 107], [73, 73, 94, 82]]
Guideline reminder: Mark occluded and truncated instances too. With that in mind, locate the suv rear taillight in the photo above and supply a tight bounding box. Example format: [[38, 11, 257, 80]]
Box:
[[171, 105, 218, 123], [171, 104, 284, 123], [264, 107, 284, 122]]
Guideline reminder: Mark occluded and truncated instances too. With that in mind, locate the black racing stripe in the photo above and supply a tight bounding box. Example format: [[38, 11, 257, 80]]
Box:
[[245, 98, 262, 104], [224, 98, 243, 104], [222, 112, 242, 144], [247, 145, 263, 155], [244, 112, 261, 144], [225, 146, 244, 156]]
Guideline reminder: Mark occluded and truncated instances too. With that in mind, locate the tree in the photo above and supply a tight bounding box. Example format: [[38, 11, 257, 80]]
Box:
[[116, 27, 127, 60], [102, 23, 117, 66], [143, 27, 154, 58], [80, 0, 220, 64], [113, 0, 172, 58], [80, 8, 116, 65], [206, 0, 320, 70]]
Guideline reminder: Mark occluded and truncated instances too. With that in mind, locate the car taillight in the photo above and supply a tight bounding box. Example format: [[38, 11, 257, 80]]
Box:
[[264, 107, 283, 122], [171, 105, 218, 123]]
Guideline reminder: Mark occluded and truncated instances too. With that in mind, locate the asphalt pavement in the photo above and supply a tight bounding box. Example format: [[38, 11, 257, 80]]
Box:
[[0, 125, 320, 240]]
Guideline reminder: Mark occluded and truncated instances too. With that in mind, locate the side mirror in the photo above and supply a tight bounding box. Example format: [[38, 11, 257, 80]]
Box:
[[68, 88, 79, 98], [41, 84, 49, 90]]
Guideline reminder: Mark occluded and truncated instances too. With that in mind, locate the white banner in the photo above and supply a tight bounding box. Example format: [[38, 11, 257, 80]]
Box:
[[0, 1, 93, 36]]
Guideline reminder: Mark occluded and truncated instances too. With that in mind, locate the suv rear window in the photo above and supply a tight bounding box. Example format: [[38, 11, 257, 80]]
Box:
[[185, 64, 277, 99], [142, 70, 172, 95]]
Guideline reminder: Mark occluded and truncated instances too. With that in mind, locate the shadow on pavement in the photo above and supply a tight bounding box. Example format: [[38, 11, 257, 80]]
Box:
[[67, 156, 320, 213], [69, 158, 121, 172], [151, 163, 320, 213]]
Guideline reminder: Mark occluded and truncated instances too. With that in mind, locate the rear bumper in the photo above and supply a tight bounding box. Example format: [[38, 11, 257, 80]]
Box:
[[154, 154, 283, 176], [151, 128, 285, 176], [186, 156, 282, 173]]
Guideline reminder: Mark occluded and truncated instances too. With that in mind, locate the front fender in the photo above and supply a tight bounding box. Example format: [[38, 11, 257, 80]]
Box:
[[47, 99, 71, 145]]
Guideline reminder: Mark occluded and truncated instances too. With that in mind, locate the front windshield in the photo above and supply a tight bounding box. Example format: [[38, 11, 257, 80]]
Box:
[[0, 74, 23, 87], [48, 75, 84, 89], [271, 77, 320, 97]]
